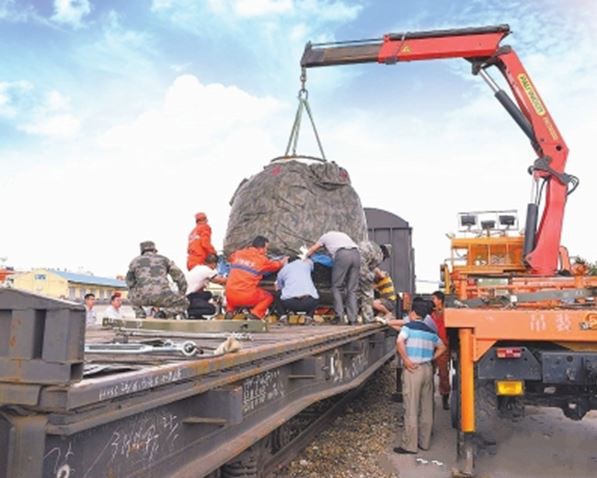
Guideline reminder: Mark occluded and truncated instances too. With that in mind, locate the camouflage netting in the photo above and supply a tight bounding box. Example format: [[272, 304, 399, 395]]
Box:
[[224, 158, 368, 258]]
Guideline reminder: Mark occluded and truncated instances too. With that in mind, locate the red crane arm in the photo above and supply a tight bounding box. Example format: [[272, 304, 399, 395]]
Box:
[[493, 50, 569, 275], [301, 25, 571, 275]]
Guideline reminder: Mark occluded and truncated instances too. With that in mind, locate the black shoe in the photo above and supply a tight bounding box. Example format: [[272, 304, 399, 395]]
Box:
[[442, 394, 450, 410], [247, 313, 262, 321], [224, 312, 234, 320], [391, 392, 403, 403], [393, 447, 416, 455], [154, 311, 167, 319]]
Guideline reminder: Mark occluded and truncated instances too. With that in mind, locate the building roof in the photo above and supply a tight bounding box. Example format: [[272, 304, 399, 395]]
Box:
[[50, 270, 126, 288]]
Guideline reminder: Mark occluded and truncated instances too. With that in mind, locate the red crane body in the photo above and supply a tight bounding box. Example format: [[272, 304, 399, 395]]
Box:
[[301, 25, 572, 275]]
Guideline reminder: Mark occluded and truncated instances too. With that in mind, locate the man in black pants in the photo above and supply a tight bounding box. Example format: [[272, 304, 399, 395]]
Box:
[[275, 256, 319, 318], [306, 231, 360, 324], [186, 254, 226, 319]]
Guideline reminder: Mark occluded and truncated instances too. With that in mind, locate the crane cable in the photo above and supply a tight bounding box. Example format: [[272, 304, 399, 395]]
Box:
[[284, 68, 327, 161]]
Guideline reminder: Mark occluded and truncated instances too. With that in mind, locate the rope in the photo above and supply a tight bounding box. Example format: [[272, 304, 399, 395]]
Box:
[[284, 69, 327, 160]]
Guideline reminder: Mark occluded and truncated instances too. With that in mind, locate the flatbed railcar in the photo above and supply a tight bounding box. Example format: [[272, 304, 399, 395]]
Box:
[[0, 289, 395, 478]]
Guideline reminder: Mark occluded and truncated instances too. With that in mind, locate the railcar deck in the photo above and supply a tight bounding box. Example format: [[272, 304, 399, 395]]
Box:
[[1, 312, 396, 478]]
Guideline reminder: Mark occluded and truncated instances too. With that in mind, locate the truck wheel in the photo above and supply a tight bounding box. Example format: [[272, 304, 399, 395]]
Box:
[[475, 378, 498, 452]]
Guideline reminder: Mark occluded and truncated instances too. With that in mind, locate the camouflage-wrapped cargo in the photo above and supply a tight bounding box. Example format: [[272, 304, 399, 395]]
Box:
[[224, 158, 368, 258]]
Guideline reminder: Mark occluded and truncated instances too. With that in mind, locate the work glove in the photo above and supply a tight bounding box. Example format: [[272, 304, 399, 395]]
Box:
[[214, 336, 242, 355], [299, 245, 309, 261], [374, 316, 388, 326]]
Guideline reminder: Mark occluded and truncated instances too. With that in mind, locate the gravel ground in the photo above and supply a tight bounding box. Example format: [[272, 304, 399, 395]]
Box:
[[279, 357, 597, 478], [282, 360, 401, 478]]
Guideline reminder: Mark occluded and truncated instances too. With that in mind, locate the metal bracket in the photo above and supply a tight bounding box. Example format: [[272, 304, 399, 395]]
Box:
[[528, 156, 573, 186]]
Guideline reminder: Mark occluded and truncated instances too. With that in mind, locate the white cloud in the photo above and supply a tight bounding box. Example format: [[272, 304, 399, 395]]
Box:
[[298, 0, 361, 22], [70, 9, 155, 82], [170, 62, 192, 73], [153, 0, 361, 22], [1, 75, 289, 276], [20, 113, 80, 138], [234, 0, 293, 17], [151, 0, 174, 11], [13, 88, 80, 138], [148, 0, 363, 98], [45, 90, 71, 111], [99, 74, 284, 154], [0, 80, 33, 118], [51, 0, 91, 28], [0, 0, 49, 24]]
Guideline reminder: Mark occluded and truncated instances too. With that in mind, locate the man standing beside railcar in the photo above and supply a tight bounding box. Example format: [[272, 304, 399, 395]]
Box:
[[394, 299, 446, 454]]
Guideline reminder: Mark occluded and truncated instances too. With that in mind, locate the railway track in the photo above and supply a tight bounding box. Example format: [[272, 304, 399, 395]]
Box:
[[216, 377, 375, 478], [262, 380, 368, 477]]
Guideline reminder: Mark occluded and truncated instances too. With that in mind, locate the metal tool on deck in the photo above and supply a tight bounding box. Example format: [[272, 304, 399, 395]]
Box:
[[114, 328, 253, 342], [85, 340, 200, 357], [102, 317, 268, 333]]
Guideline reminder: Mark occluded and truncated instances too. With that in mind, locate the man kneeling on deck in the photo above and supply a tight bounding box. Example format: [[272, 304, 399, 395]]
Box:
[[126, 241, 189, 319], [275, 256, 319, 321], [225, 236, 288, 320], [394, 299, 446, 454], [186, 254, 227, 319]]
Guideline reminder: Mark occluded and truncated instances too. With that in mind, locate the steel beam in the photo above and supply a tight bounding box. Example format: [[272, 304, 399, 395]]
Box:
[[102, 317, 268, 333]]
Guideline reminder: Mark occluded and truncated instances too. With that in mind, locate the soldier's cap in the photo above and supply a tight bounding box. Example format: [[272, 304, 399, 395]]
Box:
[[380, 243, 392, 260], [195, 212, 207, 222], [140, 241, 157, 253]]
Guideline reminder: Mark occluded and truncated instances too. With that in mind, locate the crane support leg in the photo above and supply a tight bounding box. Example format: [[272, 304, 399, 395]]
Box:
[[459, 328, 475, 432], [456, 328, 476, 477]]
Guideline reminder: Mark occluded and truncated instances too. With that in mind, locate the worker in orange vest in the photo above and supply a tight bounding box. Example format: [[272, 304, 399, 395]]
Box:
[[187, 212, 217, 271], [225, 236, 288, 320]]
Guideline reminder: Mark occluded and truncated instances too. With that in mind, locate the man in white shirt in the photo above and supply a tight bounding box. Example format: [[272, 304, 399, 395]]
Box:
[[84, 293, 97, 326], [306, 231, 360, 324], [187, 254, 226, 319], [104, 292, 123, 320]]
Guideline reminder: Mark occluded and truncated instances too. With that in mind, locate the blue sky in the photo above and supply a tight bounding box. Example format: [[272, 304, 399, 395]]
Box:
[[1, 0, 596, 285]]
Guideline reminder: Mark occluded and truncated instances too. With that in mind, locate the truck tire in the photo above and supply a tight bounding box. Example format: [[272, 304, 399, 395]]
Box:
[[475, 378, 498, 452]]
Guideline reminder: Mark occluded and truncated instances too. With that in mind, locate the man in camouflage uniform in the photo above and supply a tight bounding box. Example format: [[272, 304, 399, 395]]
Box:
[[358, 241, 386, 323], [126, 241, 190, 319]]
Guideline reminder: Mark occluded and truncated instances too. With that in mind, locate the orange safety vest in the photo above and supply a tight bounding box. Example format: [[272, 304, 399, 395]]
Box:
[[187, 224, 216, 262], [226, 247, 284, 294]]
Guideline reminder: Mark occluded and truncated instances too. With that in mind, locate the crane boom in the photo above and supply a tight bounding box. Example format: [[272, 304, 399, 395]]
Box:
[[300, 24, 571, 276]]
